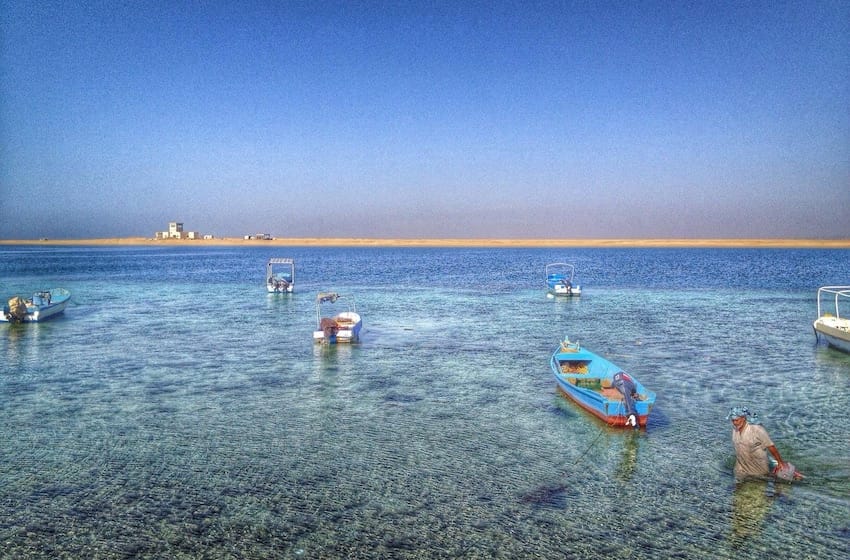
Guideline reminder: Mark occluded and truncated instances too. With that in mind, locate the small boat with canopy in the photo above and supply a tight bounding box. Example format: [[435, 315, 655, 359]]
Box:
[[813, 285, 850, 353], [2, 288, 71, 323], [545, 263, 581, 297], [313, 292, 361, 344], [266, 258, 295, 293]]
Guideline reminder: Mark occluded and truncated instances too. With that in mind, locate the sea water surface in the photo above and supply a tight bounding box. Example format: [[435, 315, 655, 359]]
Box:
[[1, 246, 849, 559]]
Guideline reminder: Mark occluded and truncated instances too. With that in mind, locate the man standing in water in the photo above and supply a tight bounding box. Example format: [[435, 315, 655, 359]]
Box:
[[728, 407, 804, 481]]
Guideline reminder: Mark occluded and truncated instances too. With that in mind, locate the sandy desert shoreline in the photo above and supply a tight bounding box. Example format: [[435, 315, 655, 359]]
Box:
[[1, 237, 848, 248]]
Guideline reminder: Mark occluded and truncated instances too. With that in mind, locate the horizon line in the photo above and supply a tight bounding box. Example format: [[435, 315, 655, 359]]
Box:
[[1, 237, 849, 248]]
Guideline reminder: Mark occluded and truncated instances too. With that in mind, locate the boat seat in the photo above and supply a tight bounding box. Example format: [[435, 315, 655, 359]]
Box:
[[599, 388, 648, 401], [600, 388, 624, 400]]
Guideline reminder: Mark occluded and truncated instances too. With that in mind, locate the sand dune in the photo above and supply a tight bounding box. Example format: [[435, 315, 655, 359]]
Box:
[[1, 237, 848, 248]]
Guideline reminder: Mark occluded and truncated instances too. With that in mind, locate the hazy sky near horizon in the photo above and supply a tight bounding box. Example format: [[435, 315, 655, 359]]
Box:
[[1, 1, 848, 239]]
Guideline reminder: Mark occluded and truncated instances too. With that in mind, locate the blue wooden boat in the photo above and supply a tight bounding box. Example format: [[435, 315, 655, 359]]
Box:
[[545, 263, 581, 296], [2, 288, 71, 323], [550, 337, 655, 428]]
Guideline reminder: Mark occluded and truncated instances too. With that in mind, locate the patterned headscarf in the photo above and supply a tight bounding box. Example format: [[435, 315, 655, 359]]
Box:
[[727, 406, 761, 425]]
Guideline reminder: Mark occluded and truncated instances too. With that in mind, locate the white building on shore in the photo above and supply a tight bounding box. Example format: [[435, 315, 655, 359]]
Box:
[[155, 222, 203, 240]]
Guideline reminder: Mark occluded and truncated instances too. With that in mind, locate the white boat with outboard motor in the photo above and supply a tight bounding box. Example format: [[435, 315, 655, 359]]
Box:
[[813, 285, 850, 353], [545, 263, 581, 297], [313, 292, 361, 344], [266, 258, 295, 293], [2, 288, 71, 323]]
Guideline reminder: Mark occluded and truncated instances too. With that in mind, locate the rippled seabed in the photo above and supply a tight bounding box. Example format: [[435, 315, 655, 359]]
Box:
[[1, 247, 849, 559]]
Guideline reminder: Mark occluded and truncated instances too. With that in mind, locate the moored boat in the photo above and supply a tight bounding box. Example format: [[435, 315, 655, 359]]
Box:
[[545, 263, 581, 297], [313, 292, 361, 344], [550, 337, 655, 428], [266, 258, 295, 293], [2, 288, 71, 323], [813, 286, 850, 353]]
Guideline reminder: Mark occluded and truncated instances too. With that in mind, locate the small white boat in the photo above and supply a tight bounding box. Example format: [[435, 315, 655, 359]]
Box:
[[313, 292, 361, 344], [545, 263, 582, 297], [266, 258, 295, 293], [813, 286, 850, 353], [2, 288, 71, 323]]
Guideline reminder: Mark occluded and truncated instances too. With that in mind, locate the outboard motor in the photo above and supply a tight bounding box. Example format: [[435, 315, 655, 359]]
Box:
[[613, 371, 639, 428], [6, 296, 27, 323], [320, 317, 339, 342]]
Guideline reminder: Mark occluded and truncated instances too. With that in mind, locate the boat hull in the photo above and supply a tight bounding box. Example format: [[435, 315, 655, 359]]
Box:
[[267, 283, 294, 293], [548, 283, 582, 297], [554, 382, 651, 428], [550, 342, 655, 428], [814, 317, 850, 354], [2, 288, 71, 323], [314, 311, 362, 344]]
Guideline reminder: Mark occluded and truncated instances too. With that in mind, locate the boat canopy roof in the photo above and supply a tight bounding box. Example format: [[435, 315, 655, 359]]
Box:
[[316, 292, 340, 303], [818, 286, 850, 297], [267, 258, 294, 264]]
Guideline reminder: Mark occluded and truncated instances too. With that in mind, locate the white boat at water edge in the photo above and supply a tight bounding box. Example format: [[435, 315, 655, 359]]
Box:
[[813, 285, 850, 353], [2, 288, 71, 323], [266, 258, 294, 293], [545, 263, 582, 297], [313, 292, 361, 344]]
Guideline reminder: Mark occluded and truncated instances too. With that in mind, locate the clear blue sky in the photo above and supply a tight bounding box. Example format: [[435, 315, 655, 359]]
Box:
[[1, 1, 848, 239]]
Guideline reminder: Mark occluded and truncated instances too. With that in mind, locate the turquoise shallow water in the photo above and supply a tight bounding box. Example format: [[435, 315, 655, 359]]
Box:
[[1, 246, 849, 559]]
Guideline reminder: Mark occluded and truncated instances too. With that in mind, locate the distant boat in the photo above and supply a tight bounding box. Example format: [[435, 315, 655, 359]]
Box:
[[545, 263, 582, 297], [266, 258, 295, 293], [313, 292, 361, 344], [2, 288, 71, 323], [550, 337, 655, 428], [813, 285, 850, 353]]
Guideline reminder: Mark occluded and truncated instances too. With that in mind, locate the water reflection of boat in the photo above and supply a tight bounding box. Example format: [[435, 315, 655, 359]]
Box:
[[4, 319, 42, 361], [312, 339, 354, 371], [813, 286, 850, 353], [616, 432, 640, 482], [2, 288, 71, 323]]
